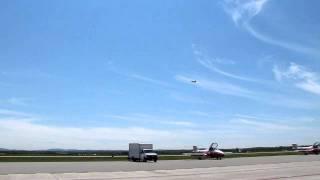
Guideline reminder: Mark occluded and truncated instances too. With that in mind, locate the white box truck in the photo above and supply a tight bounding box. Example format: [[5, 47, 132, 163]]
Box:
[[128, 143, 158, 162]]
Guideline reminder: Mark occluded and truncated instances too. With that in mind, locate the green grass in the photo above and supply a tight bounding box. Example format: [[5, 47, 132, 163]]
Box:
[[0, 151, 302, 162]]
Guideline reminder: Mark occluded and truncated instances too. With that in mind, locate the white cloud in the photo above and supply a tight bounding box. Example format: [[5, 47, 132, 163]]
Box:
[[192, 44, 235, 65], [223, 0, 268, 25], [175, 75, 319, 109], [0, 110, 206, 150], [163, 121, 195, 126], [0, 109, 39, 122], [235, 114, 319, 124], [1, 70, 57, 79], [188, 111, 211, 118], [272, 66, 283, 82], [104, 113, 196, 127], [0, 119, 202, 150], [107, 64, 174, 88], [0, 110, 317, 149], [223, 0, 319, 56], [266, 94, 319, 109], [0, 118, 267, 149], [175, 75, 254, 98], [297, 81, 320, 95], [244, 24, 320, 57], [0, 109, 33, 117], [170, 92, 207, 104], [192, 45, 259, 82], [234, 118, 301, 131], [0, 97, 33, 107], [197, 58, 257, 82], [130, 74, 173, 87], [6, 97, 32, 106], [273, 63, 320, 95]]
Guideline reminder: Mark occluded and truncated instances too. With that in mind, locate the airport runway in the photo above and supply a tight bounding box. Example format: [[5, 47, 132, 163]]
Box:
[[1, 158, 320, 180], [0, 155, 319, 174], [1, 155, 320, 179]]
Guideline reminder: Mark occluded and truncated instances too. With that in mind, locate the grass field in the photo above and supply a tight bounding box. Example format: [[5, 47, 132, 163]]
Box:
[[0, 151, 302, 162]]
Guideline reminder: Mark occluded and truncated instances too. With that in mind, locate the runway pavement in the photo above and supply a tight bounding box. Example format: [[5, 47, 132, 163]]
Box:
[[0, 155, 319, 174], [0, 155, 320, 179], [1, 160, 320, 179]]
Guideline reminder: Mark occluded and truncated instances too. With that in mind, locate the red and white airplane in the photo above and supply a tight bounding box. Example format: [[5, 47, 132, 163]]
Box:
[[295, 142, 320, 155], [191, 142, 225, 160]]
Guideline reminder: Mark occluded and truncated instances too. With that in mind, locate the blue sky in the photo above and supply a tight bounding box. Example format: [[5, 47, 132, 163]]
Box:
[[0, 0, 319, 150]]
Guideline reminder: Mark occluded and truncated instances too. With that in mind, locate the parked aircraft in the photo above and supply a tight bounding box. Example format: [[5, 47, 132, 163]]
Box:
[[191, 142, 224, 160], [295, 142, 320, 155]]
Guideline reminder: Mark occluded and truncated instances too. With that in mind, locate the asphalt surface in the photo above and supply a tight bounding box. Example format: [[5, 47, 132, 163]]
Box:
[[0, 155, 320, 174]]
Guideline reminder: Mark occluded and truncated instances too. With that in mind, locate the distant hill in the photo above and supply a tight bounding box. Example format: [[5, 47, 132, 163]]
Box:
[[47, 149, 80, 152]]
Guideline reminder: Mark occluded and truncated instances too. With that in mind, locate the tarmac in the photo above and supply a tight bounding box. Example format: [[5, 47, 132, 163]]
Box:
[[0, 155, 320, 179]]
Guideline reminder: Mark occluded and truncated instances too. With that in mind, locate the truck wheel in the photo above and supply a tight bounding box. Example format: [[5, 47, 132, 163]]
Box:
[[154, 158, 157, 162], [143, 158, 147, 162]]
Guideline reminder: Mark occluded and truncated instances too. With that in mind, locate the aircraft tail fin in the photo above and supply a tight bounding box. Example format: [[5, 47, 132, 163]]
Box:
[[209, 142, 218, 151], [209, 143, 214, 149]]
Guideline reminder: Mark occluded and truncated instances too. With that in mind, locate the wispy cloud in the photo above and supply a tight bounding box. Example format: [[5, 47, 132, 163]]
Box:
[[223, 0, 319, 56], [0, 109, 36, 119], [0, 110, 317, 149], [175, 75, 254, 98], [107, 63, 174, 88], [198, 58, 257, 82], [104, 113, 196, 127], [273, 63, 320, 95], [235, 114, 319, 125], [130, 74, 173, 88], [192, 44, 235, 65], [192, 45, 258, 82], [264, 94, 319, 109], [6, 97, 33, 106], [1, 70, 57, 79], [223, 0, 268, 26], [234, 118, 299, 131], [0, 119, 203, 150], [244, 24, 320, 57], [0, 111, 205, 150], [231, 114, 309, 131], [188, 111, 211, 118], [175, 75, 319, 109], [170, 92, 207, 104]]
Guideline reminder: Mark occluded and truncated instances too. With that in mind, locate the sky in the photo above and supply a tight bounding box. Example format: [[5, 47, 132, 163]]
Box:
[[0, 0, 319, 150]]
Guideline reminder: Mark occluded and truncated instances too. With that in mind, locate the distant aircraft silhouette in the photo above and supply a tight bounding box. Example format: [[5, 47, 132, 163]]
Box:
[[191, 80, 197, 83]]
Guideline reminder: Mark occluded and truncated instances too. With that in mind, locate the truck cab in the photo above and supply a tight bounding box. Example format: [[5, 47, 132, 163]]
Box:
[[141, 149, 158, 162]]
